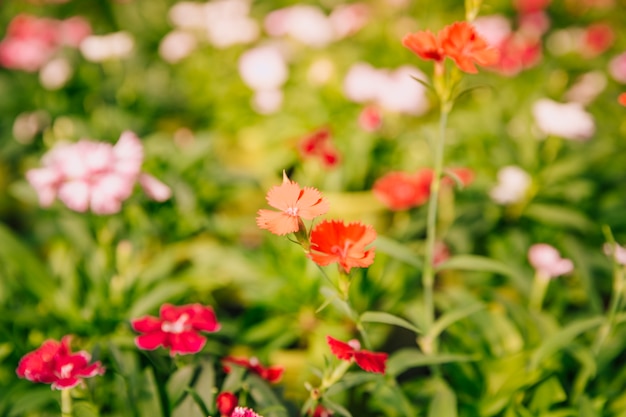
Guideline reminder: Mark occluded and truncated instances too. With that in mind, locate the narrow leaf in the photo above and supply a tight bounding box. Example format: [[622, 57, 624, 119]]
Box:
[[428, 379, 457, 417], [426, 303, 485, 341], [375, 236, 422, 269], [436, 255, 517, 277], [387, 348, 477, 376], [360, 311, 421, 334]]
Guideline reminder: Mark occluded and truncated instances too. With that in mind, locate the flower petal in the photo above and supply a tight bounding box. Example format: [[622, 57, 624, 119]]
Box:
[[256, 209, 299, 235], [135, 332, 167, 351], [353, 350, 387, 374], [326, 336, 355, 361]]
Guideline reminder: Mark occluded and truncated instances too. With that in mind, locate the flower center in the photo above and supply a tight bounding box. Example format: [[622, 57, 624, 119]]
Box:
[[331, 241, 352, 259], [161, 313, 190, 334], [285, 206, 299, 216], [59, 363, 74, 379]]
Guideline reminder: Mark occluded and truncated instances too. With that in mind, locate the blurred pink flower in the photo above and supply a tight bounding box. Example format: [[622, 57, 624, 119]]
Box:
[[265, 5, 335, 47], [490, 166, 531, 205], [159, 31, 198, 63], [528, 244, 574, 279], [603, 242, 626, 265], [131, 303, 221, 356], [532, 98, 595, 141], [79, 31, 134, 62], [238, 44, 288, 91], [231, 407, 263, 417], [26, 131, 171, 214], [564, 71, 607, 105], [609, 52, 626, 84], [16, 336, 105, 390], [581, 23, 614, 57], [358, 106, 383, 132], [329, 3, 370, 39]]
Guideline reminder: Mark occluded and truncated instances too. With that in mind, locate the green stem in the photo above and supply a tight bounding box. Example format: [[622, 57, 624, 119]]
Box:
[[422, 104, 450, 333], [61, 388, 73, 417], [529, 272, 550, 312], [593, 264, 624, 355]]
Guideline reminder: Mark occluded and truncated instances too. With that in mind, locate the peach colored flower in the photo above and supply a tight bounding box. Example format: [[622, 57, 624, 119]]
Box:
[[256, 172, 329, 235], [440, 22, 500, 74], [308, 220, 376, 273]]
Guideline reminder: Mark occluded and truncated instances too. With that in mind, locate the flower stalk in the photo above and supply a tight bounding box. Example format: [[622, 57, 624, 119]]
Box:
[[61, 388, 73, 417]]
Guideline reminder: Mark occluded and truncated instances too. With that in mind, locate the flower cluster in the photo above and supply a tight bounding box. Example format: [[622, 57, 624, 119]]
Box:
[[256, 171, 376, 274], [26, 131, 171, 215], [16, 336, 105, 390], [402, 21, 499, 73]]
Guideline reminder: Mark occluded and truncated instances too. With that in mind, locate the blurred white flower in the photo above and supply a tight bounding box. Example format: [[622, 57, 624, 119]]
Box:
[[80, 31, 134, 62], [39, 57, 72, 90], [13, 111, 49, 144], [343, 63, 429, 115], [169, 2, 207, 30], [532, 98, 595, 141], [564, 71, 607, 105], [251, 89, 283, 114], [205, 0, 259, 48], [265, 5, 335, 47], [473, 14, 512, 47], [238, 44, 288, 91], [528, 243, 574, 279], [159, 30, 198, 63], [490, 166, 531, 205]]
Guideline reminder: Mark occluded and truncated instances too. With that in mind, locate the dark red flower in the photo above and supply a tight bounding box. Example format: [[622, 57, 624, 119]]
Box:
[[308, 220, 376, 274], [298, 127, 340, 168], [309, 405, 334, 417], [131, 303, 221, 356], [217, 392, 238, 416], [326, 336, 387, 374], [223, 356, 284, 383], [16, 335, 105, 390]]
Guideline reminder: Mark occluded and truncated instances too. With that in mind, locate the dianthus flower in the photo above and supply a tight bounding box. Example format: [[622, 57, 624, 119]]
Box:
[[403, 21, 498, 74], [231, 407, 263, 417], [216, 392, 238, 416], [309, 405, 334, 417], [16, 335, 105, 390], [256, 171, 329, 235], [26, 131, 171, 214], [222, 356, 284, 383], [528, 244, 574, 279], [298, 127, 340, 168], [326, 336, 387, 374], [131, 303, 221, 356], [308, 220, 376, 273]]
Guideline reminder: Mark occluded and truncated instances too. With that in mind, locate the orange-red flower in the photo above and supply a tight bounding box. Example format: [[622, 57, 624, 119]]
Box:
[[440, 22, 500, 74], [372, 169, 433, 211], [257, 171, 329, 236], [308, 220, 376, 273], [402, 30, 444, 62], [403, 22, 499, 74], [327, 336, 387, 374], [619, 92, 626, 107]]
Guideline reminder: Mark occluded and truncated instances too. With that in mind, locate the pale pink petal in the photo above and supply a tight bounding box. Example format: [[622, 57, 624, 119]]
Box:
[[139, 173, 171, 202], [113, 131, 143, 178], [58, 180, 90, 212]]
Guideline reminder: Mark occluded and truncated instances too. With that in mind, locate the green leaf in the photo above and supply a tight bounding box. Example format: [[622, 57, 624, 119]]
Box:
[[73, 402, 100, 417], [524, 203, 595, 232], [137, 368, 164, 417], [436, 255, 518, 277], [529, 316, 604, 370], [375, 236, 422, 269], [529, 376, 567, 413], [326, 372, 380, 396], [192, 360, 215, 415], [426, 303, 484, 342], [428, 379, 457, 417], [360, 311, 421, 334], [171, 394, 204, 417], [128, 281, 189, 317], [166, 365, 196, 406], [387, 348, 477, 376], [322, 398, 353, 417], [578, 395, 599, 417]]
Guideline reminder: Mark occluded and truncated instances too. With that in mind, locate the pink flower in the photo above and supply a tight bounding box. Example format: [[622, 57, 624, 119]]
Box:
[[222, 356, 284, 383], [131, 303, 221, 356], [603, 242, 626, 265], [532, 99, 595, 141], [326, 336, 387, 374], [358, 106, 383, 132], [528, 244, 574, 279], [16, 336, 105, 390], [609, 52, 626, 84], [231, 407, 263, 417], [26, 131, 170, 214]]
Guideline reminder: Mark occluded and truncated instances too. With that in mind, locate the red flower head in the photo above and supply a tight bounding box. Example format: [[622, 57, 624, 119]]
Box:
[[298, 127, 341, 168], [440, 22, 500, 74], [373, 169, 433, 211], [217, 392, 238, 416], [402, 29, 445, 62], [308, 220, 376, 274], [131, 303, 221, 356], [326, 336, 387, 374], [619, 93, 626, 107], [358, 106, 383, 132], [16, 335, 105, 390], [231, 407, 263, 417], [222, 356, 284, 384], [309, 405, 334, 417], [256, 171, 330, 236]]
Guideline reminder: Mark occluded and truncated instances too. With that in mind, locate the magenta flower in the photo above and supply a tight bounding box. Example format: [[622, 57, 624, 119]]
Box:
[[131, 303, 221, 356], [16, 336, 105, 390], [231, 407, 263, 417], [26, 131, 171, 215], [528, 244, 574, 279]]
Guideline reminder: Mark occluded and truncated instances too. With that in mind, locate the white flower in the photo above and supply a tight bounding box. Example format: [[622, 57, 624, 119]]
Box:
[[159, 31, 198, 63], [490, 166, 531, 205], [39, 57, 72, 90], [265, 5, 335, 47], [532, 98, 595, 141], [80, 32, 134, 62], [238, 44, 288, 91]]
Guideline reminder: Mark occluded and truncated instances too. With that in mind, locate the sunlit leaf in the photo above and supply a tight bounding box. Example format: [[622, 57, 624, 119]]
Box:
[[360, 311, 421, 334], [387, 348, 477, 376]]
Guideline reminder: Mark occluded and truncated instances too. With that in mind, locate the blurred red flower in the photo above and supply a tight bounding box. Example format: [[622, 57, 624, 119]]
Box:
[[298, 127, 340, 168], [308, 220, 376, 273], [16, 335, 105, 390], [619, 93, 626, 107], [217, 392, 238, 416], [402, 30, 444, 62], [222, 356, 284, 383], [256, 171, 329, 235], [309, 405, 334, 417], [326, 336, 387, 374], [131, 303, 221, 356]]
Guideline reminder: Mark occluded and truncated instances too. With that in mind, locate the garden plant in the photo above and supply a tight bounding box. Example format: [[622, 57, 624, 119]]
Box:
[[2, 0, 626, 416]]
